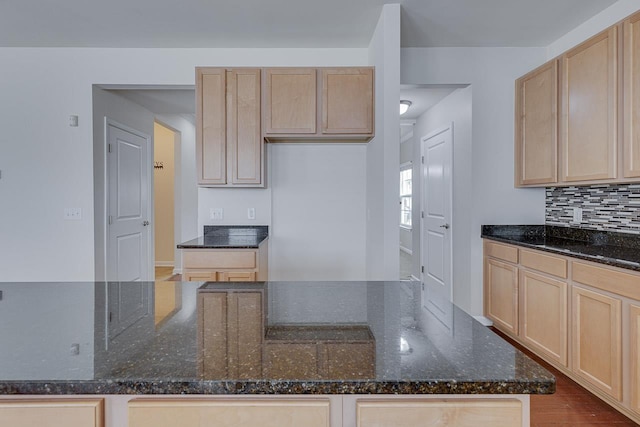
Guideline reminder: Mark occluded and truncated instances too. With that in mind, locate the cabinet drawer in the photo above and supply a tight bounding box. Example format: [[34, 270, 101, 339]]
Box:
[[0, 399, 104, 427], [484, 241, 518, 263], [520, 249, 567, 278], [572, 261, 640, 300], [356, 399, 522, 427], [183, 271, 217, 282], [184, 250, 256, 269], [129, 399, 330, 427], [218, 271, 256, 282]]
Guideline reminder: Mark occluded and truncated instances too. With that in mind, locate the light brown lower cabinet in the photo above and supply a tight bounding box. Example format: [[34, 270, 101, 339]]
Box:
[[483, 239, 640, 424], [356, 399, 523, 427], [484, 258, 519, 335], [630, 304, 640, 414], [129, 399, 330, 427], [182, 245, 268, 282], [0, 399, 104, 427], [519, 270, 568, 366], [572, 286, 622, 401]]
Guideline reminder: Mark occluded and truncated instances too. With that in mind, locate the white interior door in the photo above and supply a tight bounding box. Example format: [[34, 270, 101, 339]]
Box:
[[107, 122, 151, 282], [421, 125, 453, 327]]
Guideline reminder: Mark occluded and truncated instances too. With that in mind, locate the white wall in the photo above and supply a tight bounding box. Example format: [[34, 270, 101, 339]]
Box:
[[269, 144, 367, 280], [366, 4, 401, 280], [402, 47, 546, 315], [0, 47, 368, 281], [155, 115, 198, 275], [411, 87, 473, 311], [547, 0, 640, 58]]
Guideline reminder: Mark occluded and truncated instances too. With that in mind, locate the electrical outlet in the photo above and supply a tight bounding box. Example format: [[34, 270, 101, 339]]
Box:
[[572, 207, 583, 223], [247, 208, 256, 220], [64, 208, 82, 220], [210, 208, 223, 220]]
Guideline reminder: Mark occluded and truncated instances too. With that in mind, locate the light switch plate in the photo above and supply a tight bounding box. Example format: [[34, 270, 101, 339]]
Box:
[[247, 208, 255, 220]]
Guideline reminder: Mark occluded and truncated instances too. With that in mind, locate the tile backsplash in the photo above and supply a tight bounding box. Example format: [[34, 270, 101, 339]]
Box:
[[546, 184, 640, 234]]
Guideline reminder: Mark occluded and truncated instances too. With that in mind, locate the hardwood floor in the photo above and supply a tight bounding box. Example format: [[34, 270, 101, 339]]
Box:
[[154, 266, 182, 281], [492, 328, 638, 426]]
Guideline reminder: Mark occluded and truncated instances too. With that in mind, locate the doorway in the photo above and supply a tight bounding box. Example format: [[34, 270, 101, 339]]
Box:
[[153, 121, 177, 280]]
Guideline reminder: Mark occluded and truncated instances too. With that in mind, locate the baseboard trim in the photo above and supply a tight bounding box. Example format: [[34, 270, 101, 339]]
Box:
[[410, 275, 420, 282], [172, 268, 182, 275], [473, 316, 494, 327], [400, 246, 413, 255], [155, 262, 175, 268]]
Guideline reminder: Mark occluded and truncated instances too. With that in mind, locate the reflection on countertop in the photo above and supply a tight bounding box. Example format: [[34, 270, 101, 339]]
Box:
[[0, 280, 554, 395]]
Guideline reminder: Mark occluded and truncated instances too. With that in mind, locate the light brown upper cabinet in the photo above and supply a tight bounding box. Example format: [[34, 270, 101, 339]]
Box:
[[263, 68, 317, 135], [560, 27, 618, 183], [624, 12, 640, 178], [263, 67, 374, 142], [322, 68, 374, 135], [196, 68, 263, 187], [515, 60, 558, 186]]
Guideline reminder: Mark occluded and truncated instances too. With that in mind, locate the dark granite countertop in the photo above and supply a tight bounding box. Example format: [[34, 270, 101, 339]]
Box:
[[482, 225, 640, 271], [177, 226, 268, 249], [0, 281, 554, 395]]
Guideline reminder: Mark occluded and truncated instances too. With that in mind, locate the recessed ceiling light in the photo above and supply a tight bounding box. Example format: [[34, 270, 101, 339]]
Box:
[[400, 100, 412, 115]]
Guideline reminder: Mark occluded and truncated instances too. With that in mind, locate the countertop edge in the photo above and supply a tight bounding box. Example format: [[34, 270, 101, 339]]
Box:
[[482, 235, 640, 272], [0, 379, 555, 395], [177, 236, 269, 250]]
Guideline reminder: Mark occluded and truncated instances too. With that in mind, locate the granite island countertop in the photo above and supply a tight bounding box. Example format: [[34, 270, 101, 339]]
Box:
[[0, 281, 554, 395], [177, 225, 268, 249], [482, 225, 640, 271]]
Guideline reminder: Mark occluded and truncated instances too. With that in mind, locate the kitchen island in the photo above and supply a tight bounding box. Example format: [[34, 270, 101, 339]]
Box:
[[0, 280, 554, 426]]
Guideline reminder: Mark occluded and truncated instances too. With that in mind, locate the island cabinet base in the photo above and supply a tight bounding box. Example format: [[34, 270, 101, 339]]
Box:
[[124, 395, 529, 427], [0, 394, 531, 427]]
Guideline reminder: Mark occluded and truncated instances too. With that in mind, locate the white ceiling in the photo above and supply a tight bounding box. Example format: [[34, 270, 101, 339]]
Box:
[[399, 85, 464, 120], [0, 0, 619, 48]]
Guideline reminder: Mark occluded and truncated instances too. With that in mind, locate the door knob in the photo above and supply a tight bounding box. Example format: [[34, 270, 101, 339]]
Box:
[[439, 223, 450, 229], [143, 221, 150, 226]]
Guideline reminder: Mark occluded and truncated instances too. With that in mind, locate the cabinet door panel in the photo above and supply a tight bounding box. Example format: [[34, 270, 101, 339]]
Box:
[[561, 27, 617, 182], [356, 399, 522, 427], [624, 13, 640, 177], [197, 68, 227, 185], [0, 399, 104, 427], [228, 69, 262, 185], [129, 399, 330, 427], [515, 60, 558, 186], [484, 258, 519, 335], [322, 68, 373, 134], [572, 286, 622, 400], [631, 304, 640, 415], [265, 68, 316, 134], [199, 293, 228, 378], [520, 271, 567, 366]]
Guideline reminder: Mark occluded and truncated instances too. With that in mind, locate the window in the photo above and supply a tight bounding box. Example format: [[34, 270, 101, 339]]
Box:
[[400, 164, 412, 228]]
